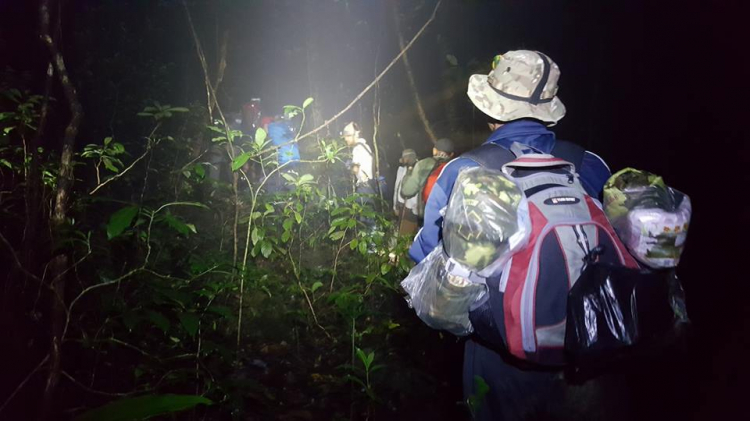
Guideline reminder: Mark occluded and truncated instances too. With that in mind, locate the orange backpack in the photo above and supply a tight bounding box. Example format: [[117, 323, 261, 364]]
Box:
[[421, 161, 447, 204]]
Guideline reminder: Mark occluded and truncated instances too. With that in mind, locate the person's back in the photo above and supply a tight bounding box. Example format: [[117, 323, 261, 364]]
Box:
[[267, 121, 300, 165], [394, 149, 419, 236], [408, 50, 611, 421], [400, 138, 456, 221]]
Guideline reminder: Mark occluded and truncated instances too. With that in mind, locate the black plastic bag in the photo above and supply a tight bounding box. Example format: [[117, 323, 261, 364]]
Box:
[[565, 254, 688, 370]]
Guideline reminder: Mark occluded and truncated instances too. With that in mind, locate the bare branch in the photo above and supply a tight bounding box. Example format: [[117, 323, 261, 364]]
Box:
[[0, 230, 49, 288], [61, 371, 130, 397], [89, 124, 161, 195], [0, 354, 50, 415]]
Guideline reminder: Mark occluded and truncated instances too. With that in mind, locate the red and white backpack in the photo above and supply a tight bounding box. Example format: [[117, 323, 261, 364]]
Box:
[[466, 151, 639, 365]]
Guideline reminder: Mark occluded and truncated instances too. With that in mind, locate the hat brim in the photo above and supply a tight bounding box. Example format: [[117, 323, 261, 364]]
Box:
[[467, 74, 566, 125]]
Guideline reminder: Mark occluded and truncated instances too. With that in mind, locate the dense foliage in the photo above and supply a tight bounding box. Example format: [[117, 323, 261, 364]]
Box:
[[0, 81, 470, 420]]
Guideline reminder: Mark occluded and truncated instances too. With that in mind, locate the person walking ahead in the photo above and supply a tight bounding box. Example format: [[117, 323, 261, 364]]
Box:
[[342, 122, 374, 194], [400, 138, 455, 223]]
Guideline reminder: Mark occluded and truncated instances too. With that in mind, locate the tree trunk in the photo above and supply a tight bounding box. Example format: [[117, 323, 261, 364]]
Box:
[[392, 2, 437, 144], [22, 62, 53, 280], [38, 0, 83, 419]]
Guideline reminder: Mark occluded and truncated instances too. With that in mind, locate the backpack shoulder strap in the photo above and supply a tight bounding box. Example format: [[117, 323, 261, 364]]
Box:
[[550, 140, 585, 172], [462, 143, 516, 170]]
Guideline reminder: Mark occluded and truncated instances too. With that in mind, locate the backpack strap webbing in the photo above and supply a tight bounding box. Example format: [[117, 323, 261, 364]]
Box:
[[463, 140, 586, 172], [462, 143, 515, 171], [550, 140, 585, 172]]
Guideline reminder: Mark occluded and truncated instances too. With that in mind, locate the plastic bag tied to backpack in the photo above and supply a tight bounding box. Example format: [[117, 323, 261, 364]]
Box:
[[401, 245, 489, 336], [401, 167, 529, 336], [443, 167, 529, 273], [603, 168, 691, 269]]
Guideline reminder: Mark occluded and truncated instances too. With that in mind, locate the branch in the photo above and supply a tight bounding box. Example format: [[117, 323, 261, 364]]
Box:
[[61, 371, 130, 397], [0, 230, 49, 288], [0, 354, 50, 415], [393, 2, 437, 143], [89, 124, 161, 195]]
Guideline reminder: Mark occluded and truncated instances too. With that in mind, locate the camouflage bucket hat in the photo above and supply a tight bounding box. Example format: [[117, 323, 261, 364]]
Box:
[[467, 50, 566, 125]]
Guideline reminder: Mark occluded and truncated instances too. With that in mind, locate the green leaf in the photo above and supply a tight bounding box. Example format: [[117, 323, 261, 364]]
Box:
[[169, 107, 189, 113], [74, 394, 212, 421], [358, 240, 367, 255], [207, 305, 232, 319], [163, 213, 191, 236], [356, 348, 367, 366], [282, 218, 294, 231], [294, 211, 302, 224], [193, 164, 205, 179], [311, 281, 323, 293], [251, 227, 260, 245], [231, 151, 252, 172], [147, 311, 170, 333], [330, 207, 349, 216], [380, 263, 391, 275], [103, 136, 113, 146], [302, 97, 314, 109], [281, 230, 291, 243], [329, 231, 345, 241], [281, 172, 296, 183], [264, 203, 274, 215], [178, 312, 199, 337], [102, 157, 120, 173], [350, 239, 358, 250], [107, 206, 139, 240], [261, 241, 273, 258], [254, 127, 267, 147]]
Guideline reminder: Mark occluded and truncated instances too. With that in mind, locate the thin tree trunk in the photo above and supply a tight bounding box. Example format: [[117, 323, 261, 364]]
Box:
[[22, 62, 53, 280], [39, 0, 83, 419], [392, 2, 437, 144]]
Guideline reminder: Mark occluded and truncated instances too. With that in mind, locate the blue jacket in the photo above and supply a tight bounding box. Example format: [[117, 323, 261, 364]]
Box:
[[267, 122, 301, 164], [408, 120, 611, 263]]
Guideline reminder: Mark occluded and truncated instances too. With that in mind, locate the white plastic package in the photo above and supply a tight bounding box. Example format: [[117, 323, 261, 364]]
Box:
[[603, 168, 691, 269]]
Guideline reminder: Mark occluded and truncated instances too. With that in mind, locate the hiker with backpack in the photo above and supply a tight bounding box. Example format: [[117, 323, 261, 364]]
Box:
[[399, 138, 456, 225], [408, 50, 615, 420], [342, 121, 375, 195], [393, 149, 420, 236]]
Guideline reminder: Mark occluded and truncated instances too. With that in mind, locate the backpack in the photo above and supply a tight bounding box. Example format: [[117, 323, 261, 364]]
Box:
[[462, 142, 640, 366], [421, 161, 448, 205]]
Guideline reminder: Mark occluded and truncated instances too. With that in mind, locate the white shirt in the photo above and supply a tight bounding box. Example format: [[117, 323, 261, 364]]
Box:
[[351, 138, 373, 184], [393, 166, 418, 213]]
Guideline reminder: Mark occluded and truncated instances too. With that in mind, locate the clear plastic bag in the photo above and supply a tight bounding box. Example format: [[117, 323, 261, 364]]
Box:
[[603, 168, 691, 269], [401, 245, 488, 336], [443, 167, 529, 273]]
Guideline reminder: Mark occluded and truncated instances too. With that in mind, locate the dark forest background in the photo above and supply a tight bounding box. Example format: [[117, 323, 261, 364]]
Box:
[[1, 0, 748, 420]]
